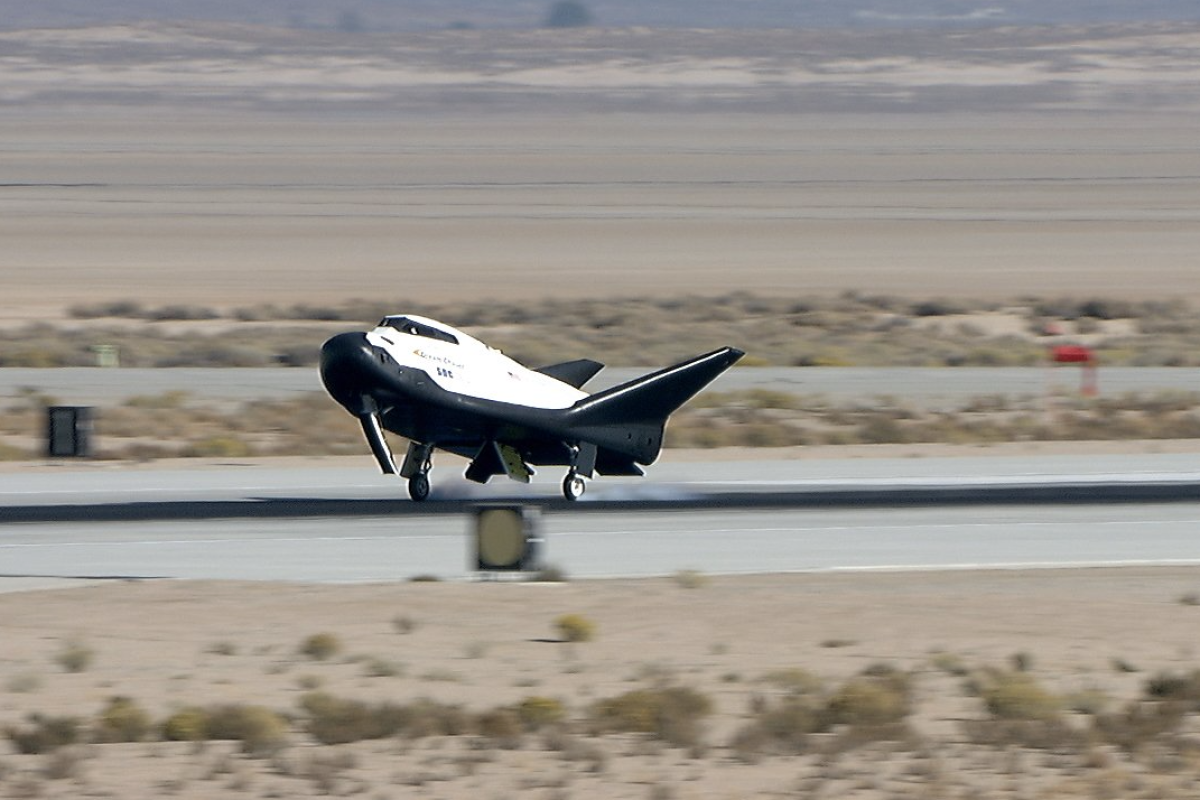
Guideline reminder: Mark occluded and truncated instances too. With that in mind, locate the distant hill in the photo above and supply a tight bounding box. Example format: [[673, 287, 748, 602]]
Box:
[[6, 0, 1200, 32]]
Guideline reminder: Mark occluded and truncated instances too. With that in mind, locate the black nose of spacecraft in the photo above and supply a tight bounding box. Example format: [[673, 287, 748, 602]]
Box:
[[319, 331, 387, 415]]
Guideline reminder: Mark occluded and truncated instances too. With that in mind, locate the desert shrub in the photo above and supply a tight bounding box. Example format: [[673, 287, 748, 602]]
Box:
[[1092, 700, 1186, 752], [95, 696, 151, 743], [930, 652, 970, 676], [362, 657, 404, 678], [1010, 651, 1035, 672], [962, 716, 1085, 751], [961, 670, 1080, 750], [299, 692, 471, 744], [821, 667, 915, 749], [184, 436, 253, 458], [208, 641, 238, 656], [1079, 298, 1137, 320], [69, 299, 144, 319], [820, 638, 857, 649], [1085, 670, 1200, 752], [911, 298, 968, 317], [979, 670, 1061, 721], [299, 632, 341, 661], [300, 692, 404, 744], [856, 414, 910, 444], [11, 293, 1200, 374], [555, 614, 596, 643], [824, 675, 910, 727], [5, 714, 81, 754], [589, 686, 712, 747], [143, 304, 220, 321], [730, 698, 820, 761], [203, 704, 289, 756], [125, 391, 190, 410], [276, 343, 319, 367], [734, 668, 914, 759], [477, 709, 523, 748], [55, 639, 94, 673], [162, 707, 209, 741], [761, 668, 823, 697], [1144, 669, 1200, 707], [515, 696, 566, 730], [402, 699, 473, 737], [0, 345, 76, 367], [156, 345, 270, 368]]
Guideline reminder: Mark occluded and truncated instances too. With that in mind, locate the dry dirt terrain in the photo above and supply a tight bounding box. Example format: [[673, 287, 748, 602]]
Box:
[[5, 111, 1200, 322], [3, 569, 1200, 799], [3, 21, 1200, 799]]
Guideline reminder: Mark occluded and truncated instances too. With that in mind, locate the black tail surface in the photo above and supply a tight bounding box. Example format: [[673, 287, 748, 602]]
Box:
[[564, 347, 743, 464]]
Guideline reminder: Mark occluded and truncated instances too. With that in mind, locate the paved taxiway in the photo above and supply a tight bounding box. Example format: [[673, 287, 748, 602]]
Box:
[[2, 453, 1199, 583]]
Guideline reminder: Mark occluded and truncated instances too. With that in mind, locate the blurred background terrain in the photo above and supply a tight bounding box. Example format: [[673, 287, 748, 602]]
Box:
[[2, 4, 1199, 457], [6, 0, 1200, 31]]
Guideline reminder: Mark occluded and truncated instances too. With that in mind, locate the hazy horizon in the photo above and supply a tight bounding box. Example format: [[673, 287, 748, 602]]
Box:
[[5, 0, 1200, 33]]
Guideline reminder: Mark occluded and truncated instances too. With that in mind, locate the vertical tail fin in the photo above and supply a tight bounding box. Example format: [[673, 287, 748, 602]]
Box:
[[565, 347, 743, 464]]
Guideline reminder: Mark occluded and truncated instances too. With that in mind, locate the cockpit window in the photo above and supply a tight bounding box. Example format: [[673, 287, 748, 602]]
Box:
[[378, 317, 459, 345]]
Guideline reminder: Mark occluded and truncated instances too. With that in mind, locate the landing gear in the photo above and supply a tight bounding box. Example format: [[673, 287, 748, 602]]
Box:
[[562, 471, 586, 502], [562, 442, 595, 502], [408, 471, 431, 502], [401, 442, 434, 502]]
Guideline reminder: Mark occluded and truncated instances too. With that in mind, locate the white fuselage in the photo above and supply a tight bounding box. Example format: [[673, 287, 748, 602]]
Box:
[[365, 315, 586, 409]]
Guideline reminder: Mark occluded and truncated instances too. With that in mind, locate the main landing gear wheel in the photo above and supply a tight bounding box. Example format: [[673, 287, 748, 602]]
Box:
[[562, 472, 586, 502], [408, 471, 431, 502]]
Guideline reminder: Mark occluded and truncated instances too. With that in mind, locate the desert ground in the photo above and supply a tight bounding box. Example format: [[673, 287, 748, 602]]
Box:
[[4, 569, 1200, 799], [3, 21, 1200, 798], [4, 112, 1200, 324]]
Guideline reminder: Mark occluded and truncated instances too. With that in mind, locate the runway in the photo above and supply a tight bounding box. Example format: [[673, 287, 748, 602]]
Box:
[[3, 504, 1200, 584], [2, 453, 1200, 583]]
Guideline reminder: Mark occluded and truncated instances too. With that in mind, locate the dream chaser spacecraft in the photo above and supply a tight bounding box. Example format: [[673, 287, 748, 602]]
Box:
[[320, 315, 743, 500]]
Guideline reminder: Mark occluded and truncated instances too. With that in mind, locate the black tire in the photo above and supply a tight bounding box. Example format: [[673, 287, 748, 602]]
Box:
[[408, 472, 431, 502], [562, 472, 586, 501]]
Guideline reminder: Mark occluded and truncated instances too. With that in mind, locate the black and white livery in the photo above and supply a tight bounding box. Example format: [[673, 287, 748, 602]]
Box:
[[320, 315, 743, 501]]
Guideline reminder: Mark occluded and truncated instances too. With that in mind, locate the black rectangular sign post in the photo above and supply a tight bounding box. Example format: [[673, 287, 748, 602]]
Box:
[[46, 406, 93, 458]]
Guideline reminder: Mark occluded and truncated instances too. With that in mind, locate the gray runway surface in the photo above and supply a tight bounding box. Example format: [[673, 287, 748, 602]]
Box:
[[4, 452, 1200, 520], [4, 505, 1200, 584], [3, 367, 1199, 409], [3, 454, 1200, 584]]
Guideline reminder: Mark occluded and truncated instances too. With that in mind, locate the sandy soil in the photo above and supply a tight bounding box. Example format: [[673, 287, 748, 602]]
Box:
[[4, 112, 1200, 324], [2, 569, 1200, 798]]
